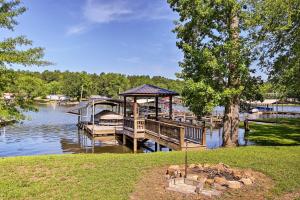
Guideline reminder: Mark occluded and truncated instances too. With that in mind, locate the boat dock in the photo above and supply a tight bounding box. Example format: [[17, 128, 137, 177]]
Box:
[[69, 85, 207, 152]]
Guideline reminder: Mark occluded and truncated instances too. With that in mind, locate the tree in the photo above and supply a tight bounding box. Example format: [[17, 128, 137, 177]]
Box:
[[61, 72, 93, 100], [0, 0, 49, 121], [253, 1, 300, 99], [46, 81, 62, 95], [97, 73, 130, 98], [168, 0, 263, 146]]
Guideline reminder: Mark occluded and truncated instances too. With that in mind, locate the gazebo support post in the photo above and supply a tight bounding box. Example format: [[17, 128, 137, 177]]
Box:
[[169, 96, 173, 119], [123, 134, 126, 145], [155, 96, 159, 121], [92, 100, 95, 135], [133, 97, 138, 153], [78, 109, 81, 125], [123, 96, 126, 117]]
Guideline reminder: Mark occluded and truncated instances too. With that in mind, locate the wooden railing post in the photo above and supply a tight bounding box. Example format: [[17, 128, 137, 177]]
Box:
[[244, 119, 250, 131], [180, 126, 185, 149], [202, 122, 206, 146]]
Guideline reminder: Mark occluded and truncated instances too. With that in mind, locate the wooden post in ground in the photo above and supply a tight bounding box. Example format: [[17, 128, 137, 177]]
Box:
[[155, 142, 160, 152], [169, 96, 173, 119], [202, 122, 206, 146], [133, 97, 138, 153], [123, 134, 126, 145], [123, 96, 127, 117], [92, 100, 95, 135], [156, 122, 161, 152], [78, 109, 81, 128], [180, 126, 185, 150], [155, 96, 159, 121], [133, 138, 137, 153], [244, 119, 250, 131]]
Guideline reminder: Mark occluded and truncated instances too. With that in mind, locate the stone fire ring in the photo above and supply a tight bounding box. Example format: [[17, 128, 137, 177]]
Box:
[[165, 163, 255, 197]]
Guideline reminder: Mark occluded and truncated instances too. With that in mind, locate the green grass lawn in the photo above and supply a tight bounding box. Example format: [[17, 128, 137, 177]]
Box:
[[246, 118, 300, 145], [0, 146, 300, 200]]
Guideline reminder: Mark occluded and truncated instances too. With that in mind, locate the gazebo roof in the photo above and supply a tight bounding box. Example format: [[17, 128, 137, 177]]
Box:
[[119, 84, 179, 97]]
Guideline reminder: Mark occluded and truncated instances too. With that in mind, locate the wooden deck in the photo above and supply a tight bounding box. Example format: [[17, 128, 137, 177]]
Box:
[[78, 117, 206, 152], [83, 124, 117, 137], [121, 117, 206, 151]]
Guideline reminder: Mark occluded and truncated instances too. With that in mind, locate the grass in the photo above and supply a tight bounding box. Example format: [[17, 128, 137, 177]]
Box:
[[0, 146, 300, 200], [246, 118, 300, 146]]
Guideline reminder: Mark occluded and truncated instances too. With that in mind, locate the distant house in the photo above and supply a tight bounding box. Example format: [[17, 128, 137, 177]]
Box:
[[247, 99, 279, 105], [46, 94, 69, 101], [3, 93, 14, 100], [160, 96, 183, 104]]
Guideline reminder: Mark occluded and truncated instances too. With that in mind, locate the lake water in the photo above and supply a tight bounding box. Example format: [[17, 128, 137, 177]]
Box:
[[0, 104, 298, 157]]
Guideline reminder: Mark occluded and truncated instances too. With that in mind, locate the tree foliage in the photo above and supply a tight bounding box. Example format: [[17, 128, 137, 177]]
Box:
[[168, 0, 259, 115], [16, 70, 183, 100], [253, 0, 300, 99], [168, 0, 299, 146], [0, 0, 49, 121]]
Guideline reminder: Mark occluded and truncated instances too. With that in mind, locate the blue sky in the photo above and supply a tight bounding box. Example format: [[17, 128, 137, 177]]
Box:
[[7, 0, 182, 78]]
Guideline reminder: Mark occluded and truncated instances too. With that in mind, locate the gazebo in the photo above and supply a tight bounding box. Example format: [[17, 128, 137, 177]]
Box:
[[119, 84, 180, 152], [120, 84, 179, 120]]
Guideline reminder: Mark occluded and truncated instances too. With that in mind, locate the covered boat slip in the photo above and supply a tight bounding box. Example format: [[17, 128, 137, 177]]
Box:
[[68, 97, 124, 137], [68, 85, 206, 152]]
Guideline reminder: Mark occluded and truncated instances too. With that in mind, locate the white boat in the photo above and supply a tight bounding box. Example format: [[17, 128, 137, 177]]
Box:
[[251, 108, 259, 113]]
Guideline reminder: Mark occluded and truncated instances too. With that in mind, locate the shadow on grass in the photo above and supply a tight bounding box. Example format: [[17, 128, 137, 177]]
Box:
[[246, 122, 300, 146]]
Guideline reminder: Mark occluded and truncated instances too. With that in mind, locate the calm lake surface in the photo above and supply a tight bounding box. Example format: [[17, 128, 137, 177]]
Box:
[[0, 104, 299, 157]]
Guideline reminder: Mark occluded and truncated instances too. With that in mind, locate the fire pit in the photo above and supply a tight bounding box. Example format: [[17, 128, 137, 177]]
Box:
[[165, 163, 255, 197]]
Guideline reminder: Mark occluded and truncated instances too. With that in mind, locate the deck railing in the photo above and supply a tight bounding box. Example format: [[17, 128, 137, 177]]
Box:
[[158, 118, 206, 145], [124, 117, 134, 131], [123, 117, 145, 132], [145, 119, 184, 147], [184, 123, 206, 145], [124, 117, 206, 147]]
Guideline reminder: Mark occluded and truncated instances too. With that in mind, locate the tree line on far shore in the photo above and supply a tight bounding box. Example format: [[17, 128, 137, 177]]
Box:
[[10, 70, 184, 100]]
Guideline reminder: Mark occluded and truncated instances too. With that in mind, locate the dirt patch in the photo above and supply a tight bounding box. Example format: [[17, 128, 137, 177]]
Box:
[[130, 166, 274, 200], [277, 189, 300, 200]]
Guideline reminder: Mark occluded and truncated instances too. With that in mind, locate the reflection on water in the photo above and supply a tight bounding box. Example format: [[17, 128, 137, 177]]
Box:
[[0, 103, 299, 157], [205, 127, 254, 149]]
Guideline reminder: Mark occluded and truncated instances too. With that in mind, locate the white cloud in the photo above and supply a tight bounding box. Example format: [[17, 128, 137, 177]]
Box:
[[66, 24, 88, 35], [66, 0, 176, 35], [83, 0, 132, 23]]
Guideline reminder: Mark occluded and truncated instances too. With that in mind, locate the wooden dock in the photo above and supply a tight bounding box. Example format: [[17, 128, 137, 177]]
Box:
[[262, 111, 300, 115], [120, 117, 206, 152]]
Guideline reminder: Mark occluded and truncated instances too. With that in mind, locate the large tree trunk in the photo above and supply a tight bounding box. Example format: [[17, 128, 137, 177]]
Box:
[[223, 96, 240, 147], [223, 13, 240, 147]]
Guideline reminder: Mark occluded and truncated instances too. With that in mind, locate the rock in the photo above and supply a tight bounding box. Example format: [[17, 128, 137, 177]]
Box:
[[214, 183, 227, 190], [188, 164, 196, 168], [214, 177, 228, 186], [203, 163, 210, 168], [240, 178, 252, 185], [164, 174, 171, 180], [232, 169, 243, 179], [168, 165, 180, 171], [186, 174, 198, 181], [197, 175, 207, 183], [168, 165, 181, 177], [201, 189, 222, 197], [227, 181, 242, 189], [205, 178, 214, 185], [195, 182, 204, 194], [213, 163, 229, 172], [244, 170, 256, 182], [195, 164, 204, 170]]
